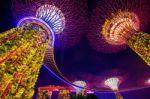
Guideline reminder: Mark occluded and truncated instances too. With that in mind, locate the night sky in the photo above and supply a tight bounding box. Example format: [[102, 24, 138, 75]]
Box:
[[1, 0, 150, 99]]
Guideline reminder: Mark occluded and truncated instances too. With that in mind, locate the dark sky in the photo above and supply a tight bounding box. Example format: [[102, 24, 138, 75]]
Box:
[[1, 0, 150, 99], [0, 0, 14, 31]]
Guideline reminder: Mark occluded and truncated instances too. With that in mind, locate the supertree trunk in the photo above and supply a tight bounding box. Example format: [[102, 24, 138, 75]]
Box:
[[115, 92, 123, 99], [16, 17, 69, 83], [43, 45, 68, 80], [11, 0, 88, 82], [127, 32, 150, 66], [0, 24, 49, 98]]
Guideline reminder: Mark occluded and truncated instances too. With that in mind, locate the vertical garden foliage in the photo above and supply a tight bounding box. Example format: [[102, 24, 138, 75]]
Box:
[[128, 32, 150, 66], [0, 25, 49, 98]]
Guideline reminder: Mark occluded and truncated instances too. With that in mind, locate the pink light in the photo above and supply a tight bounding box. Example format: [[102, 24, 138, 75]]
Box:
[[144, 78, 150, 85], [147, 79, 150, 83], [52, 89, 59, 91], [87, 90, 94, 94], [102, 11, 140, 46]]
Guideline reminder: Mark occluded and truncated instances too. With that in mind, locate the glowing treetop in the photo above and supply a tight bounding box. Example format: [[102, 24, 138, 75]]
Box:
[[88, 0, 150, 53], [104, 77, 123, 99], [88, 0, 150, 66], [102, 11, 150, 66], [73, 81, 87, 95], [36, 4, 65, 34], [104, 77, 120, 91], [102, 11, 140, 45]]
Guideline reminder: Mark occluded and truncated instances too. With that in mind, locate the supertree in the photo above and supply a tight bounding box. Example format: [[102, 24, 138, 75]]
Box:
[[87, 0, 150, 54], [1, 2, 85, 97], [104, 77, 120, 91], [17, 16, 63, 77], [11, 0, 88, 85], [100, 69, 128, 99], [88, 0, 150, 66], [104, 77, 123, 99], [11, 0, 88, 49], [72, 80, 87, 95], [0, 17, 51, 98]]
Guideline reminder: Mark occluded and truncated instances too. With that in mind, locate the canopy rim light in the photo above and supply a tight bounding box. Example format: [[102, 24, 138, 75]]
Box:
[[17, 16, 55, 46]]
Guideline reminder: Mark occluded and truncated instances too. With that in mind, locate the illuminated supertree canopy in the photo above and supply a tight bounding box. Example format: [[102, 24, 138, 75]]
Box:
[[72, 81, 87, 95], [102, 11, 139, 45], [102, 69, 128, 99], [36, 4, 65, 34], [0, 17, 51, 98], [104, 77, 123, 99], [104, 77, 120, 91], [88, 0, 150, 53], [100, 69, 127, 90], [11, 0, 88, 49]]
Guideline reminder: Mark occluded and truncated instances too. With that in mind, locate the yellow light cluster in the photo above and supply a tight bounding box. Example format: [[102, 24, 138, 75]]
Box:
[[102, 11, 140, 45], [128, 32, 150, 66], [0, 25, 49, 98]]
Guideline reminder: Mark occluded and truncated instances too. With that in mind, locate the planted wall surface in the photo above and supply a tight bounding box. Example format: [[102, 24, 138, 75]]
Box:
[[0, 25, 49, 98], [128, 32, 150, 66]]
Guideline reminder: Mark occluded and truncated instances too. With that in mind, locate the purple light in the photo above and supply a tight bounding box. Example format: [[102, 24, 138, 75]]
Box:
[[43, 65, 86, 90], [17, 16, 55, 47], [87, 90, 94, 94], [11, 0, 88, 49]]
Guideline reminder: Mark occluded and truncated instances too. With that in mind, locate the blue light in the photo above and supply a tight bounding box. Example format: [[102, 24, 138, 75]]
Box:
[[36, 4, 65, 34], [43, 64, 88, 90], [17, 17, 55, 47]]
